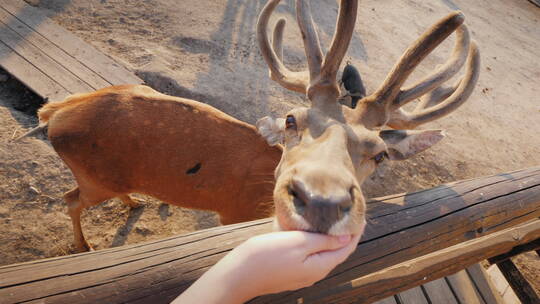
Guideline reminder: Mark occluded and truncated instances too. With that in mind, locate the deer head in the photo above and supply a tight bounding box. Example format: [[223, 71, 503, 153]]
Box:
[[256, 0, 480, 236]]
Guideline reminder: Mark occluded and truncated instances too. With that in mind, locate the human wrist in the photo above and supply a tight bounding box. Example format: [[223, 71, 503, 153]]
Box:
[[204, 245, 261, 303]]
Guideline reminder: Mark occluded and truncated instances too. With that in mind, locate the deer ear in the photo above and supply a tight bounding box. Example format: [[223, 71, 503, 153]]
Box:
[[379, 129, 445, 160], [256, 116, 285, 146]]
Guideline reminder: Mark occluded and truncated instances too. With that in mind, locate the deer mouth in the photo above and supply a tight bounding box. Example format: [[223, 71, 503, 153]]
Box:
[[272, 183, 366, 236]]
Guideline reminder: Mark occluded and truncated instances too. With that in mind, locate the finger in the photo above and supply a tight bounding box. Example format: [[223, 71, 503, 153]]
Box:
[[305, 233, 361, 272], [302, 233, 353, 253]]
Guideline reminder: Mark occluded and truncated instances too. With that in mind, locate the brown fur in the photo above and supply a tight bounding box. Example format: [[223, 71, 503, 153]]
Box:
[[37, 85, 282, 251]]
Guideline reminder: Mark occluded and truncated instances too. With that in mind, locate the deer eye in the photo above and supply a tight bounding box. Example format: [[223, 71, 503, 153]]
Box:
[[285, 115, 297, 130], [373, 151, 388, 164]]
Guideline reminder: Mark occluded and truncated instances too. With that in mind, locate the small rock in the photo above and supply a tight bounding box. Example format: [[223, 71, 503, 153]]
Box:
[[134, 224, 152, 236], [29, 186, 41, 195]]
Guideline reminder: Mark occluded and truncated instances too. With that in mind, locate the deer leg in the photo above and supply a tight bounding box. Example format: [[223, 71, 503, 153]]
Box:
[[119, 194, 141, 209], [64, 187, 93, 252]]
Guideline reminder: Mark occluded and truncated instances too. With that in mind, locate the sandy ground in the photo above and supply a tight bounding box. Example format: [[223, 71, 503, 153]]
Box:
[[0, 0, 538, 295]]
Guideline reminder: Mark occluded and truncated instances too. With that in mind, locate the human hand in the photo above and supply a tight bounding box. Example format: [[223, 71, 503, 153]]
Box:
[[174, 231, 361, 304], [229, 231, 361, 298]]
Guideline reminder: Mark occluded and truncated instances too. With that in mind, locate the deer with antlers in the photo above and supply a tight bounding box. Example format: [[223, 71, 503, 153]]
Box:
[[255, 0, 479, 236]]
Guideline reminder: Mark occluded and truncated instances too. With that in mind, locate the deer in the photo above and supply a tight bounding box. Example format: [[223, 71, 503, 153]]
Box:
[[17, 85, 282, 252], [254, 0, 480, 237]]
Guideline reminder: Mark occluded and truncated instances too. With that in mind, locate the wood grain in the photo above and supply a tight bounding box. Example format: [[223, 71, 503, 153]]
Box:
[[467, 264, 505, 304], [446, 270, 482, 304]]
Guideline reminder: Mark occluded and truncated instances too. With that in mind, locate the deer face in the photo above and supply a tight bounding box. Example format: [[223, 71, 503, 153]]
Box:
[[257, 106, 445, 235], [256, 0, 479, 236]]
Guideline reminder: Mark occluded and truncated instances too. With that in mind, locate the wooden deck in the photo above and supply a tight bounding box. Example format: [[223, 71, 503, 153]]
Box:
[[0, 0, 142, 102], [374, 264, 513, 304]]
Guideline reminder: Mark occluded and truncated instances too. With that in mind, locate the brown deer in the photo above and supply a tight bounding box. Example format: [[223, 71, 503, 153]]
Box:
[[18, 85, 282, 252], [255, 0, 479, 236]]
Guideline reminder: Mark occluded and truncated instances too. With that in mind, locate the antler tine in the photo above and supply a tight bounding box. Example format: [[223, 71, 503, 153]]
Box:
[[394, 24, 470, 109], [296, 0, 323, 81], [371, 11, 465, 107], [413, 79, 461, 112], [257, 0, 309, 94], [387, 42, 480, 129], [273, 18, 286, 60], [319, 0, 358, 81]]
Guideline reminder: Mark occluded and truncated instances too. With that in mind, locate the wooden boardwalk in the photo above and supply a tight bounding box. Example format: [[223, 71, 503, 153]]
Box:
[[0, 0, 142, 102]]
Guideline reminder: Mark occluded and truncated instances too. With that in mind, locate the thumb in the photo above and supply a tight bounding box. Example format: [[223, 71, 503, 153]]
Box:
[[303, 233, 352, 254]]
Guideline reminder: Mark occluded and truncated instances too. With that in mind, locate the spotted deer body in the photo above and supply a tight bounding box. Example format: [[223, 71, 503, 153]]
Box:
[[32, 85, 281, 251]]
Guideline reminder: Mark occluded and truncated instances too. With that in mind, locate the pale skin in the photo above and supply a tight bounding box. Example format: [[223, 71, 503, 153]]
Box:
[[173, 231, 361, 304]]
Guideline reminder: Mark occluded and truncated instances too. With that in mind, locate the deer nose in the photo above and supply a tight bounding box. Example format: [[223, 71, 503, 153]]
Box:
[[289, 179, 353, 233]]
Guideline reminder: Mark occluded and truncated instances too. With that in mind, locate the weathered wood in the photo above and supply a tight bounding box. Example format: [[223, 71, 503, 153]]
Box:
[[0, 167, 539, 304], [297, 220, 540, 304], [485, 265, 521, 304], [446, 270, 482, 304], [495, 259, 539, 303], [0, 15, 94, 93], [0, 6, 111, 89], [0, 0, 142, 101], [488, 237, 540, 264], [0, 0, 142, 85], [396, 286, 429, 304], [422, 278, 458, 304], [467, 264, 505, 304], [372, 296, 397, 304], [0, 40, 68, 101]]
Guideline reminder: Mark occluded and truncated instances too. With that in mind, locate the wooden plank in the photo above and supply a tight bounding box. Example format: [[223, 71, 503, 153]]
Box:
[[446, 270, 482, 304], [423, 278, 458, 304], [496, 259, 539, 303], [0, 16, 94, 94], [470, 280, 488, 304], [396, 286, 428, 304], [487, 237, 540, 264], [0, 168, 539, 304], [486, 265, 510, 296], [0, 6, 111, 90], [467, 264, 505, 304], [373, 296, 397, 304], [501, 286, 520, 304], [0, 40, 68, 100], [0, 0, 142, 86]]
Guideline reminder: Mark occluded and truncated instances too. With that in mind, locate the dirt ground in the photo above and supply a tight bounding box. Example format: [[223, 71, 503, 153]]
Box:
[[0, 0, 538, 295]]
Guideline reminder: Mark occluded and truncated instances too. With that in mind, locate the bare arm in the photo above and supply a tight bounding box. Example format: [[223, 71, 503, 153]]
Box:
[[173, 231, 360, 304]]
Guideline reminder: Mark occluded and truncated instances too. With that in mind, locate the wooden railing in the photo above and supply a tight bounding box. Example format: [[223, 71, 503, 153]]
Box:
[[1, 167, 539, 304]]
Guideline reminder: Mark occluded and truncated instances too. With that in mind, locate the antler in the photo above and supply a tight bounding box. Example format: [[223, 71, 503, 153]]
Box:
[[356, 11, 480, 129], [257, 0, 358, 105], [257, 0, 308, 94], [387, 43, 480, 129]]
